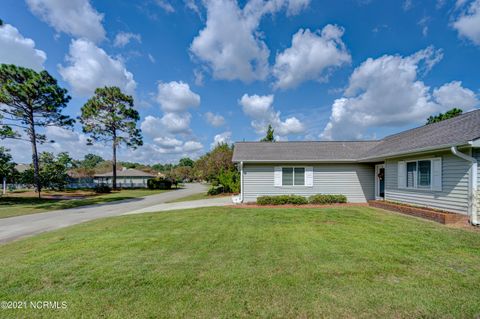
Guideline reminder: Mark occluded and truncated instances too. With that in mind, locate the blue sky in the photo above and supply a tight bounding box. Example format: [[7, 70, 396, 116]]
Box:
[[1, 0, 480, 164]]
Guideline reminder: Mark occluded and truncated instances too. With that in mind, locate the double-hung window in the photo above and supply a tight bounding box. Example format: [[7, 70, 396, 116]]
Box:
[[406, 160, 432, 188], [281, 167, 305, 186]]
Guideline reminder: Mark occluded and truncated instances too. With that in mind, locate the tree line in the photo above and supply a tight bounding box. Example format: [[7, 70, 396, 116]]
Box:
[[0, 64, 142, 197]]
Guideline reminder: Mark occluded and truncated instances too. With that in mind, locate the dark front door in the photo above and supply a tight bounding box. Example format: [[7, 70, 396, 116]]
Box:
[[379, 167, 385, 198]]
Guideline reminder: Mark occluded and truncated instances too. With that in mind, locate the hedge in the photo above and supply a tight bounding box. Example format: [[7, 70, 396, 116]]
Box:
[[256, 194, 347, 205], [147, 178, 172, 190], [308, 194, 347, 204], [256, 195, 308, 205]]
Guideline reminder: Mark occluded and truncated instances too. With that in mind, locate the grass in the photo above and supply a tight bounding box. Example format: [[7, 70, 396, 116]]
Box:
[[165, 192, 229, 203], [0, 189, 170, 219], [0, 206, 480, 318]]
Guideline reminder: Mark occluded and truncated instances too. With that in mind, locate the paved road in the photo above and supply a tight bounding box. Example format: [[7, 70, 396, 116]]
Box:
[[0, 183, 229, 244]]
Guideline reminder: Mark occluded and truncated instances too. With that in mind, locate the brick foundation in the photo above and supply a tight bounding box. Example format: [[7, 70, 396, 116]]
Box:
[[368, 200, 467, 224]]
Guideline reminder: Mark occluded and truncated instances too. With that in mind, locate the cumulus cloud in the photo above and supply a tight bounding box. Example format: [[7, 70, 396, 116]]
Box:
[[0, 24, 47, 71], [320, 47, 478, 140], [26, 0, 106, 43], [160, 112, 192, 134], [433, 81, 479, 109], [239, 94, 305, 136], [273, 25, 351, 89], [156, 81, 200, 112], [114, 32, 142, 47], [205, 112, 225, 127], [453, 0, 480, 45], [190, 0, 310, 82], [211, 131, 232, 148], [58, 39, 137, 96]]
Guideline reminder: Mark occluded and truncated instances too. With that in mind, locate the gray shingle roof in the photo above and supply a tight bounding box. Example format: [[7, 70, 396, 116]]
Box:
[[232, 109, 480, 162], [94, 168, 156, 178]]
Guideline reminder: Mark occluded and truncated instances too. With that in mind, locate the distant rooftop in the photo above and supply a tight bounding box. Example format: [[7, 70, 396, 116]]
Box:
[[94, 168, 156, 178], [233, 109, 480, 162]]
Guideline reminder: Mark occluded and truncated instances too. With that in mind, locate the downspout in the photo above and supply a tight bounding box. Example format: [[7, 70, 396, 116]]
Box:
[[451, 146, 478, 225], [240, 161, 244, 203]]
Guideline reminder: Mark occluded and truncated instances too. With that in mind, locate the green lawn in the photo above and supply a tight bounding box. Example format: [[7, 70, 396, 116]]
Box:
[[165, 192, 229, 203], [1, 206, 480, 318], [0, 189, 170, 219]]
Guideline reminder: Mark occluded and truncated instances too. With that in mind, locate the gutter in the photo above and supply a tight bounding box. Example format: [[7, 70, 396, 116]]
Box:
[[240, 161, 244, 203], [451, 146, 478, 225]]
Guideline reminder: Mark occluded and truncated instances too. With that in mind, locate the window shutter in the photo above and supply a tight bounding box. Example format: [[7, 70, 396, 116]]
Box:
[[398, 161, 406, 189], [305, 167, 313, 187], [431, 158, 442, 191], [274, 167, 282, 187]]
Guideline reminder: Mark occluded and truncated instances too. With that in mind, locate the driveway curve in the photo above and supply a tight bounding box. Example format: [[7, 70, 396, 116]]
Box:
[[0, 183, 227, 243]]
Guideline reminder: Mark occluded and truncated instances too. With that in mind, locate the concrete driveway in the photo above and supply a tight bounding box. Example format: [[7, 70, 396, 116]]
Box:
[[0, 183, 230, 244]]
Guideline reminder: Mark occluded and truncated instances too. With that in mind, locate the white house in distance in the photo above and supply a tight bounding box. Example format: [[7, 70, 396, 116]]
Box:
[[233, 109, 480, 225], [94, 168, 156, 188]]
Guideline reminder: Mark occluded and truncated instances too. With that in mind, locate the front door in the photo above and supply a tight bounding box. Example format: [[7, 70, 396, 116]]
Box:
[[375, 164, 385, 199]]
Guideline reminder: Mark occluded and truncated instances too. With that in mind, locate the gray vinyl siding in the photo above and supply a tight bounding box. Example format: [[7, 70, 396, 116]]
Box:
[[243, 163, 375, 203], [385, 150, 470, 214]]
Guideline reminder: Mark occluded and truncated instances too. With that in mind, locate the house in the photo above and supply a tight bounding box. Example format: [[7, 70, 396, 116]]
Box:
[[94, 168, 156, 188], [232, 109, 480, 225]]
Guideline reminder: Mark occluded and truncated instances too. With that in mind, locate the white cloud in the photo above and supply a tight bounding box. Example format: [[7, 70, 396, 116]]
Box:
[[148, 54, 156, 63], [58, 39, 137, 96], [205, 112, 225, 127], [141, 115, 163, 137], [453, 0, 480, 45], [273, 25, 351, 89], [155, 0, 175, 13], [156, 81, 200, 112], [239, 94, 305, 136], [320, 47, 478, 140], [160, 112, 192, 134], [190, 0, 310, 83], [433, 81, 479, 110], [26, 0, 106, 43], [153, 136, 183, 148], [114, 32, 142, 47], [0, 24, 47, 71], [211, 131, 232, 148], [190, 0, 269, 82]]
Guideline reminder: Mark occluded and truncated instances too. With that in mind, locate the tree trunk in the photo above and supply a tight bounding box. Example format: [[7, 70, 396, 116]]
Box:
[[112, 141, 117, 190], [29, 120, 41, 199]]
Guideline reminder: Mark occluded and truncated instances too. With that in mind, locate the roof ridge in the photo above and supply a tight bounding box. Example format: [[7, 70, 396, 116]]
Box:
[[234, 140, 380, 143], [382, 109, 480, 140]]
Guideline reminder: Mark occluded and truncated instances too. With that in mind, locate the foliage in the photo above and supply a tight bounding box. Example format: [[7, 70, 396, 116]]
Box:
[[147, 177, 172, 190], [207, 185, 224, 195], [179, 157, 194, 167], [217, 169, 240, 193], [19, 152, 74, 190], [260, 124, 275, 142], [426, 108, 463, 124], [94, 184, 111, 194], [308, 194, 347, 204], [80, 154, 105, 169], [194, 143, 235, 181], [0, 64, 73, 197], [0, 147, 16, 185], [256, 195, 308, 205], [80, 86, 143, 189], [167, 166, 193, 182]]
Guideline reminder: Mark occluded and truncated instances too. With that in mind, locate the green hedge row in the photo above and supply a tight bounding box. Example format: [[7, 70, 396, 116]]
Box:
[[256, 194, 347, 205]]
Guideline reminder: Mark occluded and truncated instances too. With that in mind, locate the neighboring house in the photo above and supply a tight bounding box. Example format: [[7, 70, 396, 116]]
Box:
[[233, 109, 480, 225], [94, 168, 156, 188]]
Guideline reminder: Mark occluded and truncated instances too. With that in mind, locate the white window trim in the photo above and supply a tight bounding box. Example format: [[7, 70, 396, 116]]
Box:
[[405, 158, 434, 190], [281, 166, 306, 187]]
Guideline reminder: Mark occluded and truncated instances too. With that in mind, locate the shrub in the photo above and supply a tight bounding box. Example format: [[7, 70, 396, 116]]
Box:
[[94, 184, 111, 193], [217, 169, 240, 193], [147, 178, 172, 190], [207, 185, 224, 195], [256, 195, 308, 205], [308, 194, 347, 204]]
